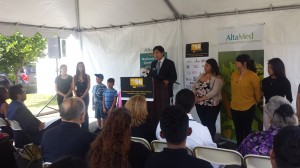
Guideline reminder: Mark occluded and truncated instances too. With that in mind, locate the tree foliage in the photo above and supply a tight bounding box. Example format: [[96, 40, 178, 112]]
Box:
[[0, 32, 47, 83]]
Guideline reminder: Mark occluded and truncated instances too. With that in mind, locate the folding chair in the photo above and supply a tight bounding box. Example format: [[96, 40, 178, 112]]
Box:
[[194, 146, 243, 166], [0, 118, 7, 127], [8, 120, 22, 131], [131, 137, 151, 150], [7, 120, 41, 167], [151, 140, 193, 156], [43, 162, 52, 168], [244, 154, 272, 168]]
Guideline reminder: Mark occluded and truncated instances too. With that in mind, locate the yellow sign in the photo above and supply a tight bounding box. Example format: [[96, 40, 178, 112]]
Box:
[[130, 78, 143, 88]]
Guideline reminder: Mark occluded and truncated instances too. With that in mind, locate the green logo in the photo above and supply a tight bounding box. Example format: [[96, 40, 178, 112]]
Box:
[[226, 32, 254, 41]]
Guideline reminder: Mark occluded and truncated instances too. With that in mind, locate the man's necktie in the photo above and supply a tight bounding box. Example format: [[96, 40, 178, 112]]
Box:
[[156, 61, 160, 75]]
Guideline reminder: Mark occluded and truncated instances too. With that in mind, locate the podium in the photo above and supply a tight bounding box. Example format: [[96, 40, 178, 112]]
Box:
[[150, 79, 170, 123], [120, 77, 170, 124]]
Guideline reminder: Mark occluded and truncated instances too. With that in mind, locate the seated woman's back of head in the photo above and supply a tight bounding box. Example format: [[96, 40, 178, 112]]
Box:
[[88, 108, 132, 168], [271, 126, 300, 168]]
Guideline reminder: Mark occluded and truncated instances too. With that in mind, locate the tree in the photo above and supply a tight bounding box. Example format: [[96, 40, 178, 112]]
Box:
[[0, 32, 47, 84]]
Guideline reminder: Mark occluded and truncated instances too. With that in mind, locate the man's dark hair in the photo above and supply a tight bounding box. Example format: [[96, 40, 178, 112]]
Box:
[[160, 105, 189, 144], [107, 78, 115, 84], [273, 126, 300, 168], [153, 46, 164, 53], [8, 84, 23, 100], [59, 98, 85, 121], [175, 89, 195, 113]]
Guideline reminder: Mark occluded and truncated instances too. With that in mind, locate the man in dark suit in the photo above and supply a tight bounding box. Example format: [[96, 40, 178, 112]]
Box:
[[7, 84, 45, 147], [149, 46, 177, 97], [41, 97, 96, 163]]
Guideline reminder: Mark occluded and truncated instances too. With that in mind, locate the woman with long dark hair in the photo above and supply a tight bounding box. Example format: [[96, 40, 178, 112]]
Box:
[[192, 58, 223, 139], [0, 87, 9, 118], [88, 108, 151, 168], [231, 54, 262, 145], [0, 87, 13, 138], [73, 62, 90, 131], [55, 64, 73, 106], [262, 58, 292, 103]]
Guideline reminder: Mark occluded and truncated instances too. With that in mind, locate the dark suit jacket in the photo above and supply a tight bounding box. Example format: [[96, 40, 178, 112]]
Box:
[[145, 148, 213, 168], [149, 58, 177, 96], [7, 100, 43, 147], [131, 119, 156, 143], [41, 122, 96, 162]]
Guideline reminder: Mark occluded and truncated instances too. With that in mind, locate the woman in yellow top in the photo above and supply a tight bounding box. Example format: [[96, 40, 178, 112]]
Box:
[[231, 54, 262, 146]]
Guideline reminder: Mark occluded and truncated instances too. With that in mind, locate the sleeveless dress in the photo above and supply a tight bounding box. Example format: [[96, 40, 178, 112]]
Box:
[[75, 75, 89, 131]]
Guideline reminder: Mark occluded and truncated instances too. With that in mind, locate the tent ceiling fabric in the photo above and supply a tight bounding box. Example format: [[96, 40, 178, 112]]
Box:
[[171, 0, 300, 15], [0, 0, 76, 29], [0, 0, 299, 34], [79, 0, 173, 28]]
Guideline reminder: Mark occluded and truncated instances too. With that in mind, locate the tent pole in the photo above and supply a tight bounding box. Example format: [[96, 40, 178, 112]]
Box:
[[75, 0, 84, 59], [82, 4, 300, 31], [164, 0, 180, 19]]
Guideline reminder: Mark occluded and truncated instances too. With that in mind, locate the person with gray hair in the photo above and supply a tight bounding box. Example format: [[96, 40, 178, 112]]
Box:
[[41, 97, 96, 163], [264, 95, 293, 129], [238, 96, 298, 156]]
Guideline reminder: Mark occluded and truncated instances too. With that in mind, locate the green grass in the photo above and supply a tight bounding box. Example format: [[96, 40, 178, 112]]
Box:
[[24, 94, 58, 115]]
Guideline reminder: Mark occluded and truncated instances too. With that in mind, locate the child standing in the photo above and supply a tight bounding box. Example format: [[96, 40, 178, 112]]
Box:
[[92, 74, 107, 131], [102, 78, 118, 123]]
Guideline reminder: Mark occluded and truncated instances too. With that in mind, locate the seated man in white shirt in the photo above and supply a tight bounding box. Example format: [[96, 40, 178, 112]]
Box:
[[156, 89, 217, 149]]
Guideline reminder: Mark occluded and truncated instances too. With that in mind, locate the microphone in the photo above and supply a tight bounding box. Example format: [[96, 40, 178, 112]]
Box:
[[147, 68, 157, 77]]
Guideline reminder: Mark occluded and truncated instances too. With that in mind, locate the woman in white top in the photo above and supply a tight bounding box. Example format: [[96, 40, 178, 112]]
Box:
[[192, 58, 223, 139]]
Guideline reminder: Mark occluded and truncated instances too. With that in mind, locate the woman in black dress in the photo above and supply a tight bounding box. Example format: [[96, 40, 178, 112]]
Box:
[[262, 58, 292, 129], [55, 64, 73, 106], [262, 58, 292, 104], [73, 62, 90, 131]]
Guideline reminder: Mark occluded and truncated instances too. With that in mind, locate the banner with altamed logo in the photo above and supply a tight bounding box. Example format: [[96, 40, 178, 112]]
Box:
[[218, 24, 264, 141]]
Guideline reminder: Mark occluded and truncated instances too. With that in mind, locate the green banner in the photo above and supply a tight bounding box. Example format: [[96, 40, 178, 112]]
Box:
[[140, 52, 167, 77]]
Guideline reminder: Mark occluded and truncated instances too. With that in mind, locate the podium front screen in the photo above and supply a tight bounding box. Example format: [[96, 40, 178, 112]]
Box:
[[121, 77, 153, 101]]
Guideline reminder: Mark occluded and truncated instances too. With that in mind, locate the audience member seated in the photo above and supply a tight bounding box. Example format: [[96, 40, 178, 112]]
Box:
[[49, 156, 86, 168], [270, 126, 300, 168], [89, 108, 151, 168], [156, 89, 216, 149], [125, 95, 156, 143], [41, 97, 96, 163], [0, 86, 9, 118], [7, 84, 46, 147], [0, 133, 18, 168], [145, 105, 213, 168], [238, 96, 298, 156], [0, 87, 13, 139]]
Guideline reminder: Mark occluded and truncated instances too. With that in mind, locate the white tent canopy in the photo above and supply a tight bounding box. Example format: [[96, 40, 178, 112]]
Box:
[[0, 0, 300, 36]]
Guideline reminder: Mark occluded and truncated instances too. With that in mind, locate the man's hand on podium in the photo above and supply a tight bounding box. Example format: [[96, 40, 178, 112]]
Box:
[[163, 80, 169, 87]]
